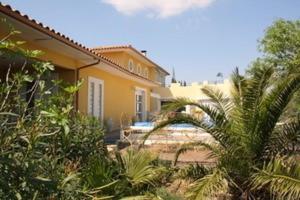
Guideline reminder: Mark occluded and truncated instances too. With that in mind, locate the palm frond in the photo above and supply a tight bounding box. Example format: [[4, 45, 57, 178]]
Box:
[[85, 158, 117, 188], [201, 86, 233, 120], [239, 66, 274, 133], [174, 141, 222, 166], [227, 66, 276, 159], [161, 98, 197, 114], [173, 143, 195, 166], [120, 196, 150, 200], [251, 156, 300, 200], [86, 180, 119, 195], [256, 73, 300, 158], [141, 113, 229, 149], [121, 188, 183, 200], [270, 117, 300, 155], [230, 67, 246, 107], [161, 98, 227, 127], [186, 168, 229, 200], [141, 113, 203, 146], [154, 187, 183, 200], [121, 148, 165, 187], [176, 163, 212, 181]]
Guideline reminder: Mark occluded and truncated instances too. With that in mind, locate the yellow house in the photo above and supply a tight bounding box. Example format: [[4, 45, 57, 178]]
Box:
[[154, 80, 231, 101], [78, 45, 169, 130], [0, 3, 169, 131], [154, 80, 232, 116]]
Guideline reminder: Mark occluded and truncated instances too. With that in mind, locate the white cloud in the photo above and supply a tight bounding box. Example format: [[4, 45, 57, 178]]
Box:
[[102, 0, 215, 18]]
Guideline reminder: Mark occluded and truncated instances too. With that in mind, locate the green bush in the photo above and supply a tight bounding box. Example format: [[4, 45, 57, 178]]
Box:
[[0, 23, 107, 199], [84, 148, 169, 199]]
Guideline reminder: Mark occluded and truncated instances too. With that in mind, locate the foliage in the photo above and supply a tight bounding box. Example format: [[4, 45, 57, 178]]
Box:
[[2, 16, 300, 200], [84, 148, 167, 199], [119, 188, 183, 200], [259, 19, 300, 74], [0, 21, 107, 199], [252, 156, 300, 200], [118, 148, 166, 188], [249, 19, 300, 119], [153, 188, 183, 200], [186, 168, 229, 200], [143, 64, 300, 199], [175, 163, 212, 181]]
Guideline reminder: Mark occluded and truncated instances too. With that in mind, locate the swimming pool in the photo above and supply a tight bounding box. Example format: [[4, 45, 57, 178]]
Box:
[[131, 115, 212, 131], [133, 122, 196, 128], [130, 122, 199, 132], [126, 121, 214, 145]]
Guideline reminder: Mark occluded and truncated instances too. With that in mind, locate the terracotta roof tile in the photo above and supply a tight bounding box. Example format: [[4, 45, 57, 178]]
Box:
[[93, 45, 132, 50], [0, 2, 163, 84], [93, 45, 169, 75]]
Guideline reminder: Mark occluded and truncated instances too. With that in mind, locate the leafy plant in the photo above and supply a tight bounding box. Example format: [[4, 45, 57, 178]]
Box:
[[252, 156, 300, 200], [85, 148, 167, 199], [248, 19, 300, 120], [143, 65, 300, 199], [175, 163, 211, 181], [0, 21, 107, 199]]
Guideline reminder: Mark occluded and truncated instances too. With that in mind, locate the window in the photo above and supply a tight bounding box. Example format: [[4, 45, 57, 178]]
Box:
[[137, 63, 142, 75], [128, 59, 134, 72], [150, 93, 161, 113], [88, 77, 104, 120], [143, 68, 149, 78], [155, 71, 165, 86], [135, 88, 146, 122]]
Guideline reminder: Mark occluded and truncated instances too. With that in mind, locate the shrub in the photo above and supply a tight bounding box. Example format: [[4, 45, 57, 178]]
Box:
[[0, 22, 107, 199]]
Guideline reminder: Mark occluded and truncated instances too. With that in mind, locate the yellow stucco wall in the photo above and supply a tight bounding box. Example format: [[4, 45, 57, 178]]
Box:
[[1, 29, 158, 131], [100, 52, 127, 67], [154, 80, 232, 101], [100, 51, 154, 81], [78, 66, 152, 130]]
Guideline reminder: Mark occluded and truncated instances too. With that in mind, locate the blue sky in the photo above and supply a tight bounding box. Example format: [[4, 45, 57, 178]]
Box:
[[2, 0, 299, 83]]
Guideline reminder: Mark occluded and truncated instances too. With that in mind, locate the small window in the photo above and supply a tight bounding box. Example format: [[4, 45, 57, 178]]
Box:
[[143, 68, 149, 78], [128, 59, 134, 72], [137, 64, 142, 75]]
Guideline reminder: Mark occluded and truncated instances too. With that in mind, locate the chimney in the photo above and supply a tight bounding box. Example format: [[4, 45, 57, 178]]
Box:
[[141, 50, 147, 57]]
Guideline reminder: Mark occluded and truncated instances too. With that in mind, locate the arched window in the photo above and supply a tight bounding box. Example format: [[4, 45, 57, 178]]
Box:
[[144, 68, 149, 78], [128, 59, 134, 72], [137, 64, 142, 75]]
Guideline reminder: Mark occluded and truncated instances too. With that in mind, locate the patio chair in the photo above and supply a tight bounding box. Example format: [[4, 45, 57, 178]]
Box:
[[120, 113, 136, 144]]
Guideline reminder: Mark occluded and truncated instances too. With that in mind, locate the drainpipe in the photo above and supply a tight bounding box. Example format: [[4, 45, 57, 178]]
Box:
[[75, 59, 100, 110]]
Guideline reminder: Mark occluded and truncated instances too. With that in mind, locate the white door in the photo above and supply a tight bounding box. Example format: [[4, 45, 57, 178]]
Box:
[[135, 89, 146, 122], [88, 77, 104, 120]]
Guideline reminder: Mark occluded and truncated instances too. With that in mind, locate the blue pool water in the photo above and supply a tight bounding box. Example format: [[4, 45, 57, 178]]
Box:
[[133, 122, 195, 128]]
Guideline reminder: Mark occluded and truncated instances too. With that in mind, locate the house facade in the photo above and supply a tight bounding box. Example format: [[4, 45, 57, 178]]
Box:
[[0, 3, 169, 131], [154, 80, 232, 116]]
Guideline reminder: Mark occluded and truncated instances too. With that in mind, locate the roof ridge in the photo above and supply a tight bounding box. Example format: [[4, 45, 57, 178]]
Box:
[[93, 45, 169, 74], [0, 2, 168, 76], [92, 44, 132, 50], [0, 2, 95, 55]]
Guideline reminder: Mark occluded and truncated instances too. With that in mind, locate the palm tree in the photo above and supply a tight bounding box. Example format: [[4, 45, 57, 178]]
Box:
[[85, 148, 166, 199], [142, 66, 300, 199]]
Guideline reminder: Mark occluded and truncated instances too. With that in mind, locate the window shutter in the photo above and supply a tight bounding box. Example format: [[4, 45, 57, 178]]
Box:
[[88, 77, 104, 120], [98, 83, 102, 118], [89, 82, 95, 115]]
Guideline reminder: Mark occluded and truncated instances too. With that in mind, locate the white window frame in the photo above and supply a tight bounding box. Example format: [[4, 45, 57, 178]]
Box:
[[128, 59, 134, 72], [134, 87, 147, 121], [88, 77, 104, 120], [137, 63, 142, 75]]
